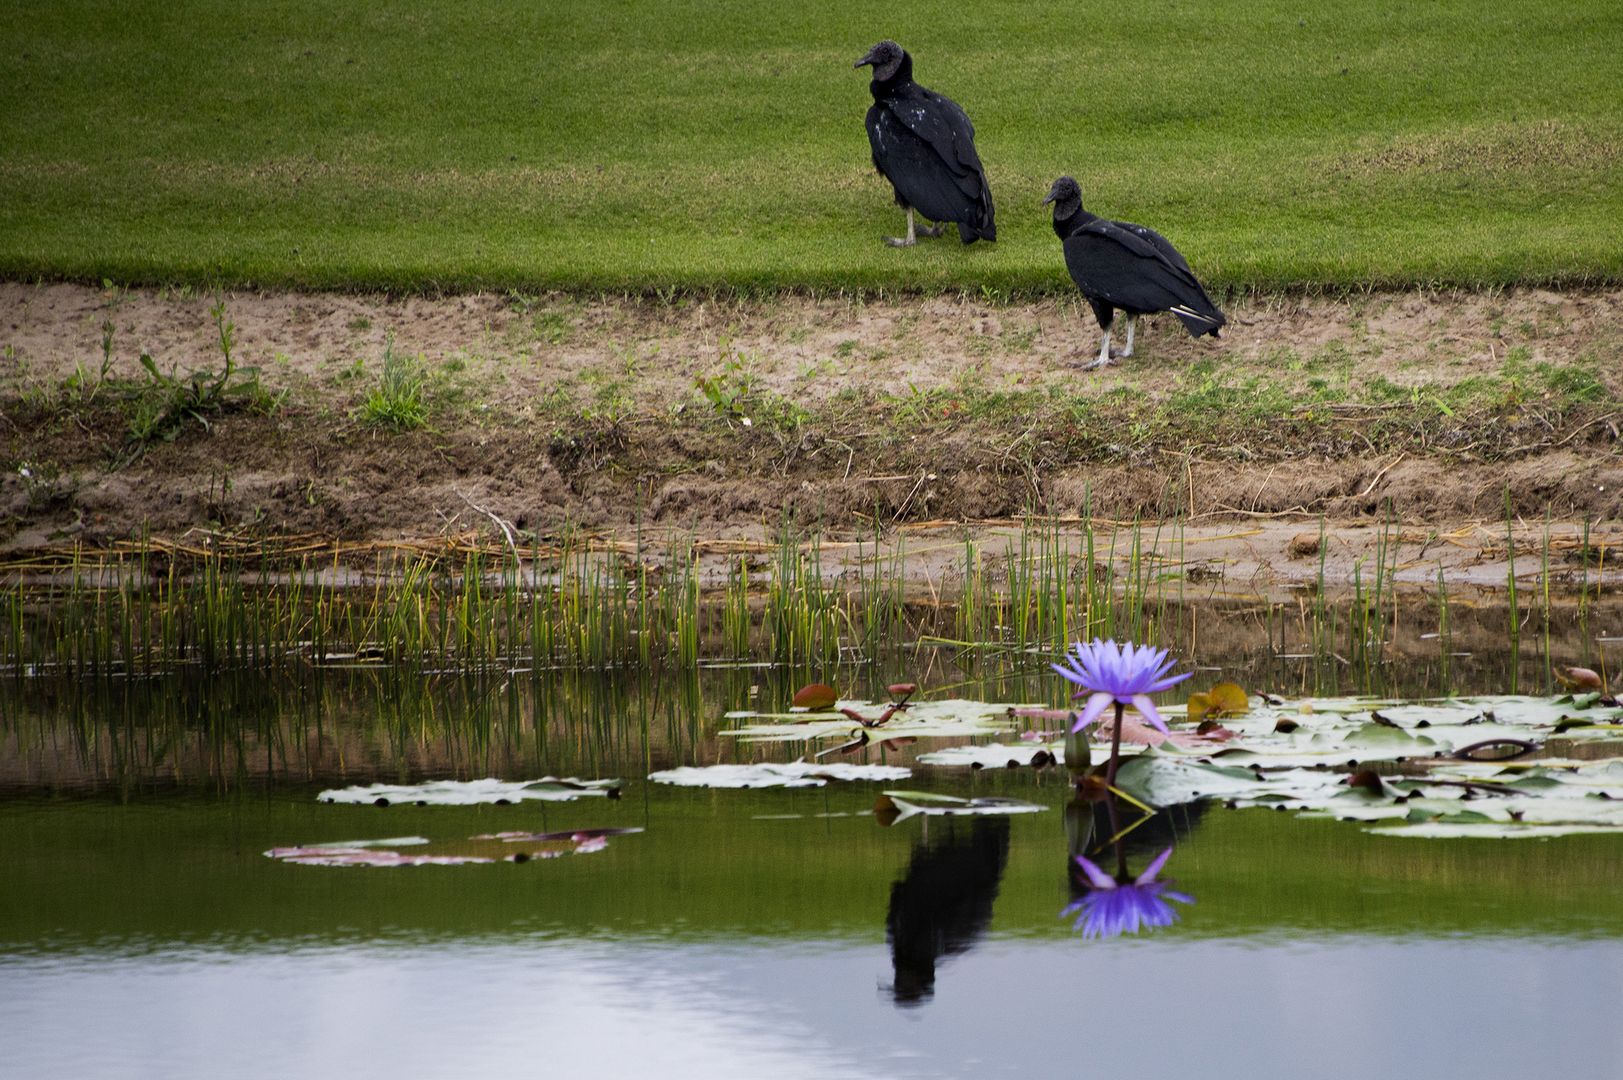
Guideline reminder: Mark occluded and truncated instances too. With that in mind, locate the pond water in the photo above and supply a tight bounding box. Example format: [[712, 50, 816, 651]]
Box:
[[3, 619, 1622, 1079]]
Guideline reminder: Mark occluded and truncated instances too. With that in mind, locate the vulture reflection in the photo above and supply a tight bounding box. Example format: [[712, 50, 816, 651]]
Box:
[[884, 817, 1011, 1007]]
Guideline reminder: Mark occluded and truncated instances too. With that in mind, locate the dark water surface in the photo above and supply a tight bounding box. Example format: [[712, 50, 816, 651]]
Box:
[[3, 624, 1622, 1079]]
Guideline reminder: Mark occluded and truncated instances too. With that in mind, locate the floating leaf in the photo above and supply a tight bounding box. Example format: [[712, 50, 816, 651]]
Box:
[[916, 742, 1084, 769], [268, 848, 495, 867], [1368, 821, 1623, 840], [725, 698, 1024, 742], [792, 683, 839, 710], [873, 790, 1046, 825], [1556, 667, 1606, 692], [470, 828, 643, 843], [266, 829, 634, 866], [319, 777, 621, 806], [648, 761, 911, 788], [1209, 682, 1250, 715], [1190, 682, 1250, 722]]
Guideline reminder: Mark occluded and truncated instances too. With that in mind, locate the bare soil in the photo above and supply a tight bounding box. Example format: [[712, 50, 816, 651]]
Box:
[[2, 282, 1620, 592]]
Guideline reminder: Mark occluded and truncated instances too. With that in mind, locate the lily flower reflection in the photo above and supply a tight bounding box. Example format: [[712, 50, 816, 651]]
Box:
[[1051, 639, 1191, 735], [1060, 846, 1193, 940]]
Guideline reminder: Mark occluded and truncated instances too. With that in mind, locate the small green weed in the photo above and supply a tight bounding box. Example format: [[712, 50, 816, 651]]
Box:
[[122, 301, 279, 449], [535, 311, 573, 345], [695, 354, 758, 419], [1534, 361, 1609, 402], [61, 320, 117, 404], [358, 336, 429, 430]]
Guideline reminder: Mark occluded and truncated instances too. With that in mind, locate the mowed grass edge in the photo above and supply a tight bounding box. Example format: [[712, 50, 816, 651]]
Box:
[[2, 0, 1621, 294]]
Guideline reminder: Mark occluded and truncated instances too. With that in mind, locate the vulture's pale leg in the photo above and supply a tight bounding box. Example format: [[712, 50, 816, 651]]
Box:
[[1078, 322, 1117, 371], [917, 220, 946, 238], [885, 208, 919, 248], [1120, 315, 1137, 358]]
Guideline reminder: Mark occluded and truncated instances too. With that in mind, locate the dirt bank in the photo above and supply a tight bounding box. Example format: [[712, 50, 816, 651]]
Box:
[[2, 282, 1620, 589]]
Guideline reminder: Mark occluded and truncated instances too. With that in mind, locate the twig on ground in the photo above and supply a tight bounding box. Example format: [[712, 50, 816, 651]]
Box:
[[455, 488, 519, 559]]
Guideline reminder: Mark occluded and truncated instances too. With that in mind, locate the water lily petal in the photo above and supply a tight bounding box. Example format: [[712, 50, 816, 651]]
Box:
[[1075, 692, 1113, 731], [1073, 854, 1118, 890], [1054, 639, 1190, 701], [1131, 694, 1170, 734], [1136, 846, 1173, 884]]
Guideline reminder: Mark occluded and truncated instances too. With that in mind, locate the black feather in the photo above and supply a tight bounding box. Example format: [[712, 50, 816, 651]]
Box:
[[860, 43, 995, 243], [1045, 176, 1223, 339]]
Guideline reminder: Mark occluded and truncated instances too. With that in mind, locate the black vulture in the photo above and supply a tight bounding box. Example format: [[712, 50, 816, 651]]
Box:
[[855, 40, 996, 247], [1043, 176, 1225, 368]]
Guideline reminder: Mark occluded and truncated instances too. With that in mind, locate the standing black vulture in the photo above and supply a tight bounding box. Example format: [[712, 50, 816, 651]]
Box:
[[1043, 176, 1225, 368], [855, 40, 996, 247]]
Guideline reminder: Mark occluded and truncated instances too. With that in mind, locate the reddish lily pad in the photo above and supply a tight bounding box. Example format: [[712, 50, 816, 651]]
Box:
[[792, 683, 839, 710]]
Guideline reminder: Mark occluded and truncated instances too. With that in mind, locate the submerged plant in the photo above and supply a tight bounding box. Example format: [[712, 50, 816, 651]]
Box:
[[1061, 846, 1193, 939]]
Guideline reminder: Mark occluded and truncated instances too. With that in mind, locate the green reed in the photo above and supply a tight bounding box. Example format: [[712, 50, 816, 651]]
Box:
[[2, 508, 1589, 684], [1505, 487, 1520, 695], [1435, 561, 1453, 693]]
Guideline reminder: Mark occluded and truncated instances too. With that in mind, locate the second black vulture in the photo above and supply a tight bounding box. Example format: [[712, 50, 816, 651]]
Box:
[[855, 40, 996, 247], [1043, 176, 1225, 368]]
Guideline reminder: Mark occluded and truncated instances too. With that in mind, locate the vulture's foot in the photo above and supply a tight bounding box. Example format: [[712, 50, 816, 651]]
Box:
[[1071, 352, 1118, 372]]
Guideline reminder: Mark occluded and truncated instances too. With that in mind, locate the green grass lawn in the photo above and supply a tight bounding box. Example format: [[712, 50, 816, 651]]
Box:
[[2, 0, 1620, 293]]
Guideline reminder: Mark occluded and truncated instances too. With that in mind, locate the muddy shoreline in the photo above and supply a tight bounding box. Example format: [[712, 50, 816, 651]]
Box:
[[3, 282, 1620, 590]]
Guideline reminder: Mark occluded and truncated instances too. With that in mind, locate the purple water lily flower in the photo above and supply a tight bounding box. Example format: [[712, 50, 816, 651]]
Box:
[[1051, 639, 1192, 735], [1060, 847, 1194, 939]]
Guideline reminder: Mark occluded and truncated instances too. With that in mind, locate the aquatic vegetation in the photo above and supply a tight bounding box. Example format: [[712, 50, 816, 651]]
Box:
[[791, 682, 839, 709], [1062, 847, 1194, 940], [318, 777, 622, 806], [874, 791, 1047, 824], [916, 743, 1070, 769], [1104, 694, 1623, 837], [1185, 681, 1250, 724], [724, 698, 1026, 743], [266, 837, 495, 867], [265, 829, 637, 866], [648, 762, 910, 788]]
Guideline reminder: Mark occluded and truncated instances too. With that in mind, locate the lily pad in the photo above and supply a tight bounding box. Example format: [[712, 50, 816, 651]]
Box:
[[724, 698, 1026, 742], [791, 683, 839, 710], [916, 743, 1063, 768], [265, 829, 634, 866], [874, 790, 1047, 824], [648, 761, 911, 788], [318, 777, 621, 806], [1187, 681, 1250, 723]]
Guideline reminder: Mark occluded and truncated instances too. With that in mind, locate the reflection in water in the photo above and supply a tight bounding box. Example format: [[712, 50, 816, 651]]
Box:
[[1062, 847, 1194, 939], [884, 818, 1011, 1007], [1063, 793, 1200, 940]]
